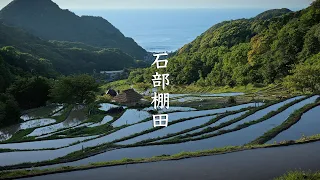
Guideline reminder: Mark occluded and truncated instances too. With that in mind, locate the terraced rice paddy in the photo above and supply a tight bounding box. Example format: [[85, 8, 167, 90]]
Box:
[[20, 105, 64, 121], [170, 93, 245, 102], [87, 116, 114, 128], [0, 94, 320, 179], [0, 135, 99, 150], [40, 96, 320, 168], [266, 105, 320, 144], [142, 106, 197, 113], [0, 118, 56, 142], [27, 105, 87, 137], [98, 103, 120, 111], [117, 115, 217, 145], [112, 109, 151, 126], [158, 110, 249, 142]]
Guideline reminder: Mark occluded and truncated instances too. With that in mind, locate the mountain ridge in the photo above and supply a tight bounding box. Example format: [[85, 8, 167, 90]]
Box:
[[0, 0, 147, 59]]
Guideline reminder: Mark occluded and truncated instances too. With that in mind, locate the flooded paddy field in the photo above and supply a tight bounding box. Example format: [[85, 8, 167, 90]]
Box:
[[22, 141, 320, 180], [0, 92, 320, 180]]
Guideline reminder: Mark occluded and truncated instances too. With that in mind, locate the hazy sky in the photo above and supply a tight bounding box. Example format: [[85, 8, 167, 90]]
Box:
[[0, 0, 314, 10]]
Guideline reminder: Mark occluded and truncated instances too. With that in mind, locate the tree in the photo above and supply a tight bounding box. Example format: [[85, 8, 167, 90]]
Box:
[[284, 60, 320, 93], [50, 74, 99, 104], [0, 93, 20, 127], [7, 77, 52, 109], [0, 55, 13, 93]]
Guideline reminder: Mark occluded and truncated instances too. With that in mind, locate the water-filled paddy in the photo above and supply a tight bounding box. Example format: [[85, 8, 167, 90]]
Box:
[[0, 104, 261, 166], [190, 96, 304, 139], [88, 116, 114, 128], [0, 118, 56, 142], [20, 105, 64, 121], [161, 110, 249, 141], [27, 105, 87, 137], [142, 106, 197, 113], [0, 135, 98, 150], [266, 105, 320, 144], [43, 96, 318, 167], [98, 103, 119, 111], [117, 115, 216, 145], [28, 141, 320, 180], [112, 109, 151, 126]]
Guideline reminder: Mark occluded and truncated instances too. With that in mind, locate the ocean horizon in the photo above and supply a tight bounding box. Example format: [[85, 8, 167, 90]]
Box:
[[73, 8, 299, 52]]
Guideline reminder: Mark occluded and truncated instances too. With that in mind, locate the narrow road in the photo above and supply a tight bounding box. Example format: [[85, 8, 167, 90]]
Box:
[[23, 141, 320, 180]]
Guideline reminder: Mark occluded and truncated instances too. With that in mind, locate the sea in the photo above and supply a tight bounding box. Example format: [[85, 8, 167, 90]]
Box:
[[74, 9, 287, 52]]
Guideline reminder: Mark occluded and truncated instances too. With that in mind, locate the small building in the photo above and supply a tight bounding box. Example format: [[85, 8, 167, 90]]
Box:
[[100, 70, 124, 82], [106, 89, 117, 97], [113, 89, 143, 105]]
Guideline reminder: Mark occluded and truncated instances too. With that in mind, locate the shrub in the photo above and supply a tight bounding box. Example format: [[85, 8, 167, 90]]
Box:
[[227, 96, 237, 104]]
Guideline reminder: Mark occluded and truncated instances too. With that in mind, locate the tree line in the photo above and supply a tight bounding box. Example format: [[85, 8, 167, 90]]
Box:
[[0, 47, 99, 127], [128, 1, 320, 93]]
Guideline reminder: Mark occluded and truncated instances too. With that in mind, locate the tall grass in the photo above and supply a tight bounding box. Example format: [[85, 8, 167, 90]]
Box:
[[275, 171, 320, 180]]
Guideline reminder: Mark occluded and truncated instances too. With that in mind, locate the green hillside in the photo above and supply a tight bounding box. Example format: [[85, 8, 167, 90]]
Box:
[[0, 22, 147, 75], [130, 1, 320, 93], [0, 0, 147, 59]]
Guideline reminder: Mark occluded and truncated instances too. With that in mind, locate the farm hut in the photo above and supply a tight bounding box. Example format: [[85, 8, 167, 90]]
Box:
[[106, 89, 117, 97], [113, 89, 143, 104]]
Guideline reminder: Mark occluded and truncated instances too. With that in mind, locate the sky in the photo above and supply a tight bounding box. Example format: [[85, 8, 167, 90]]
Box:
[[0, 0, 314, 10]]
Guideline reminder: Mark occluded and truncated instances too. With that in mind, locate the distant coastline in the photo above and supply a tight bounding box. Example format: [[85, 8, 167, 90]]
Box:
[[74, 8, 282, 52]]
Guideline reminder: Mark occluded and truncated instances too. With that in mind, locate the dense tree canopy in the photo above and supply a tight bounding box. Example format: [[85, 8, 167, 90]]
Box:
[[7, 77, 52, 109], [284, 53, 320, 93], [0, 0, 147, 59], [50, 74, 99, 104], [0, 93, 20, 127], [0, 0, 150, 127], [129, 1, 320, 93], [0, 22, 147, 74]]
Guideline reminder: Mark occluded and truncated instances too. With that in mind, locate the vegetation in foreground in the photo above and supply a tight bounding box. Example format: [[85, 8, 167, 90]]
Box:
[[1, 134, 320, 180], [275, 171, 320, 180]]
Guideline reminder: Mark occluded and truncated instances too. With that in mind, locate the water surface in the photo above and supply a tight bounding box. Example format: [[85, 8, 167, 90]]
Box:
[[0, 104, 261, 166], [267, 105, 320, 144], [27, 105, 87, 137], [26, 141, 320, 180], [112, 109, 151, 127], [46, 96, 317, 167], [118, 115, 216, 145]]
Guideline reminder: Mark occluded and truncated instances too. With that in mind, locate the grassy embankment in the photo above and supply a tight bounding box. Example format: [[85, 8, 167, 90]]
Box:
[[51, 105, 126, 137], [150, 96, 310, 145], [0, 105, 73, 144], [0, 95, 304, 152], [0, 106, 126, 152], [250, 98, 320, 145], [275, 171, 320, 180], [0, 96, 306, 169], [131, 99, 287, 145], [0, 109, 246, 169], [0, 101, 127, 147], [0, 100, 254, 153], [1, 133, 320, 180]]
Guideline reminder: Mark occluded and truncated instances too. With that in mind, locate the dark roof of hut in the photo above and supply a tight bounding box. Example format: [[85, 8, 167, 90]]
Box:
[[107, 89, 117, 97], [113, 89, 143, 103]]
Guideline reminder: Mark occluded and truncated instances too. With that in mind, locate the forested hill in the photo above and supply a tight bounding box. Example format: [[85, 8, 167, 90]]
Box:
[[0, 0, 147, 59], [129, 1, 320, 93], [169, 2, 320, 87], [0, 22, 146, 76]]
